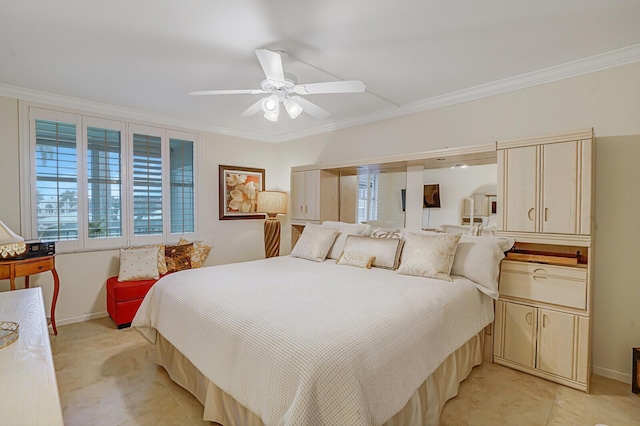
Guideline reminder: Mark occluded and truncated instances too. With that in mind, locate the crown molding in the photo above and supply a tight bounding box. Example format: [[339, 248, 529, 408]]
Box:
[[272, 43, 640, 142], [2, 43, 639, 144]]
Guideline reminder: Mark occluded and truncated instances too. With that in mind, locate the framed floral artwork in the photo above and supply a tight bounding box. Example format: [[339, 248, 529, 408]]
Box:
[[219, 165, 265, 220]]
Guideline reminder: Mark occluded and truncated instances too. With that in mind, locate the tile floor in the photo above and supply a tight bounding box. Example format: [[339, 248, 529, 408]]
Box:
[[51, 318, 640, 426]]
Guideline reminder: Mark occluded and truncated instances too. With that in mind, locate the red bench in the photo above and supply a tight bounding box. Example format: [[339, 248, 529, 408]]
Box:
[[106, 275, 167, 329]]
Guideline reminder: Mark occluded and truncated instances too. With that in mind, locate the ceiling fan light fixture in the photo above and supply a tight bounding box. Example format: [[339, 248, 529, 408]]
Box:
[[262, 95, 280, 121], [283, 98, 303, 119]]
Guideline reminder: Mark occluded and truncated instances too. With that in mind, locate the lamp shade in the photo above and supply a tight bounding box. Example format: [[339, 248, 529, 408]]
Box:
[[0, 219, 26, 258], [256, 191, 288, 216]]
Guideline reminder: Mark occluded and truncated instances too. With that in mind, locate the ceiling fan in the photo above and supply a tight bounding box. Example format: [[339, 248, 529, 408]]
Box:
[[189, 49, 366, 122]]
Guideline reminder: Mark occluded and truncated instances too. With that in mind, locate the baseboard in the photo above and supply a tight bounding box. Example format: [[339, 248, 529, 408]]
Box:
[[592, 364, 632, 384], [57, 311, 109, 327]]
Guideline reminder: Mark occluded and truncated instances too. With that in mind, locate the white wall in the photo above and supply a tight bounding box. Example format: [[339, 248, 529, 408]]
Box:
[[278, 61, 640, 383], [421, 164, 497, 229]]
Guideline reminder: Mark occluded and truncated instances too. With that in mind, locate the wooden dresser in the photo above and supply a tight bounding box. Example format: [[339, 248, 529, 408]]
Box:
[[0, 288, 64, 425]]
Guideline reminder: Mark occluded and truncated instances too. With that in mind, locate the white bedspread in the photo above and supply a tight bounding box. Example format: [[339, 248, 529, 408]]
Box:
[[133, 256, 493, 426]]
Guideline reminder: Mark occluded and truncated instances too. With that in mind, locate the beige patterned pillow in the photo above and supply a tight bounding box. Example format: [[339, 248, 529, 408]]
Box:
[[290, 224, 339, 262], [370, 228, 403, 239], [178, 238, 212, 268], [118, 247, 160, 281], [165, 243, 193, 272], [337, 251, 375, 269], [397, 231, 461, 281]]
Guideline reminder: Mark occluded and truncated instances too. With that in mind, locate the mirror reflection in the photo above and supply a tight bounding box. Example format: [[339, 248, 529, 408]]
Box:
[[340, 168, 406, 227]]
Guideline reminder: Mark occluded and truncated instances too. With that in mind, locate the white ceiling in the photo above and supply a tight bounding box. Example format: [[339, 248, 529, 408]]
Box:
[[1, 1, 639, 142]]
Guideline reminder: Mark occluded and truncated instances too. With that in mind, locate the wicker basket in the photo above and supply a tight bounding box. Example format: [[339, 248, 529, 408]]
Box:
[[0, 321, 19, 349]]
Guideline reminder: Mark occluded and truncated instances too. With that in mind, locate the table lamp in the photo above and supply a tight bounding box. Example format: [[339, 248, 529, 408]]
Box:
[[0, 219, 26, 258], [256, 191, 288, 258]]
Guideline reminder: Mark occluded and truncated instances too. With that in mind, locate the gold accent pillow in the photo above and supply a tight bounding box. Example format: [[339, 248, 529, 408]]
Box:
[[178, 238, 212, 268], [143, 243, 168, 275], [337, 251, 375, 269], [165, 243, 193, 272]]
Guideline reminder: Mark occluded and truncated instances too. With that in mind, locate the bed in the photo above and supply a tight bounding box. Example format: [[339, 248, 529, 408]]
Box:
[[133, 228, 510, 426]]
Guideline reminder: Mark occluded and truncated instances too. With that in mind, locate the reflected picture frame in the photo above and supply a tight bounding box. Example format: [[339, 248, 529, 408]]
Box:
[[423, 184, 441, 208], [219, 165, 265, 220]]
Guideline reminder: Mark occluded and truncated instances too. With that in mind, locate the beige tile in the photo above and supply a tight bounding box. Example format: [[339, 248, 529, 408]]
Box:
[[54, 318, 636, 426], [119, 401, 195, 426]]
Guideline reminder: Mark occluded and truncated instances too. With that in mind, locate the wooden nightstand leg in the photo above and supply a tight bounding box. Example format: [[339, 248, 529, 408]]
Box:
[[25, 275, 30, 289], [50, 268, 59, 335]]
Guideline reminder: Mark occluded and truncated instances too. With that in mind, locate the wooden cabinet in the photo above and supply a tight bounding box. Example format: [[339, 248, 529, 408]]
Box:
[[290, 169, 339, 223], [498, 130, 593, 236], [494, 259, 591, 391], [495, 299, 590, 385]]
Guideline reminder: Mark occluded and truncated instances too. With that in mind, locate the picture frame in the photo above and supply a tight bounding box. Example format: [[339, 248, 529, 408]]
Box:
[[219, 165, 265, 220], [423, 184, 441, 208]]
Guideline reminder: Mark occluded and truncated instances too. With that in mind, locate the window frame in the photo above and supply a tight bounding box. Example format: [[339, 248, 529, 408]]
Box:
[[19, 101, 200, 253]]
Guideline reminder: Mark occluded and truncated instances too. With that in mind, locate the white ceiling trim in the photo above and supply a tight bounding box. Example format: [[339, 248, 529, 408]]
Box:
[[278, 43, 640, 142], [1, 43, 639, 144]]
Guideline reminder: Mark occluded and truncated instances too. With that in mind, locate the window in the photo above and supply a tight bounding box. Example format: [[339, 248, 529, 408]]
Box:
[[35, 118, 79, 242], [87, 125, 122, 239], [169, 137, 195, 234], [23, 105, 198, 252], [357, 173, 378, 224]]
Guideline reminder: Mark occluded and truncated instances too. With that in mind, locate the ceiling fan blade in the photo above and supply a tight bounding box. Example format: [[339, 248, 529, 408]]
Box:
[[189, 89, 265, 96], [292, 96, 331, 119], [240, 98, 266, 117], [255, 49, 285, 84], [294, 80, 366, 95]]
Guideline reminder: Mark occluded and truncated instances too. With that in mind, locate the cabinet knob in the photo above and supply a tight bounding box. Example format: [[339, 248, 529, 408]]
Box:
[[544, 208, 549, 222], [525, 312, 533, 326]]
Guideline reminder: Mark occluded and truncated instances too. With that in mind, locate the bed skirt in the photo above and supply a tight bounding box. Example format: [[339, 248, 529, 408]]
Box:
[[156, 331, 485, 426]]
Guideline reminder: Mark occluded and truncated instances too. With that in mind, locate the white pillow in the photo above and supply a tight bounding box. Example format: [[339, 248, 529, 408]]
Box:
[[451, 235, 515, 299], [291, 224, 339, 262], [337, 251, 376, 269], [118, 247, 160, 281], [321, 221, 371, 260], [397, 231, 461, 281], [342, 235, 404, 270]]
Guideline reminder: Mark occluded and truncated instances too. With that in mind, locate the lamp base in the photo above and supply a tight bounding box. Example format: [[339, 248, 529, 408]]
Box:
[[264, 217, 281, 258]]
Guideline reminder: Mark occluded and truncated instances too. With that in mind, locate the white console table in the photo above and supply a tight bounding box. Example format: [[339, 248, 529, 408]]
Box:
[[0, 288, 64, 425]]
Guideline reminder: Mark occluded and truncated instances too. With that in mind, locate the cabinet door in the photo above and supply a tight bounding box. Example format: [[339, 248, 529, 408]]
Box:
[[290, 171, 307, 220], [537, 309, 576, 379], [542, 141, 578, 234], [304, 170, 320, 221], [501, 145, 538, 232], [502, 302, 537, 368]]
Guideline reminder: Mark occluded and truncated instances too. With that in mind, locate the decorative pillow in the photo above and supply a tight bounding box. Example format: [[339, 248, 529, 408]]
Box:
[[342, 235, 404, 270], [451, 235, 514, 299], [321, 221, 371, 260], [290, 224, 339, 262], [178, 238, 212, 268], [370, 228, 403, 239], [165, 243, 193, 272], [397, 231, 461, 281], [133, 244, 168, 275], [337, 251, 376, 269], [117, 247, 160, 281]]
